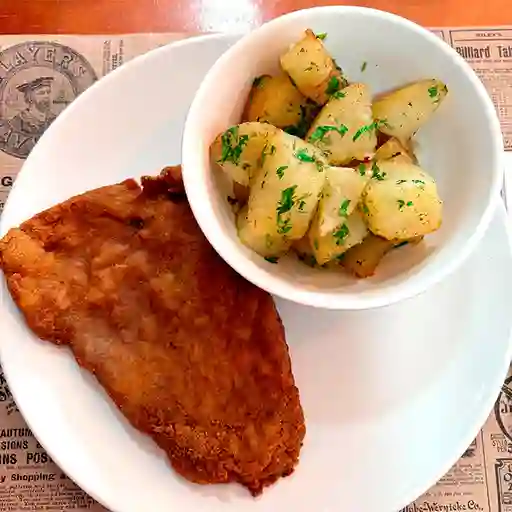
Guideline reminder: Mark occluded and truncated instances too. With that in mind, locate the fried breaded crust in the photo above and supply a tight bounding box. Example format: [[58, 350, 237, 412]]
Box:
[[0, 173, 305, 495]]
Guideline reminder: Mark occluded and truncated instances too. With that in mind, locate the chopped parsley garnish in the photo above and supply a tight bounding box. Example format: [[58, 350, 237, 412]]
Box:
[[428, 85, 438, 98], [397, 200, 413, 211], [339, 199, 351, 217], [308, 124, 348, 143], [270, 145, 276, 155], [358, 163, 367, 176], [297, 193, 311, 211], [412, 179, 425, 186], [313, 239, 319, 250], [326, 76, 341, 95], [277, 186, 297, 215], [264, 256, 279, 264], [352, 119, 390, 142], [277, 217, 292, 234], [396, 179, 407, 184], [276, 186, 297, 234], [333, 223, 350, 245], [276, 165, 288, 179], [316, 32, 327, 40], [218, 127, 249, 165], [352, 122, 375, 142], [371, 162, 386, 181], [253, 75, 265, 87], [361, 61, 367, 72], [332, 90, 346, 99], [294, 148, 316, 163], [361, 203, 370, 215]]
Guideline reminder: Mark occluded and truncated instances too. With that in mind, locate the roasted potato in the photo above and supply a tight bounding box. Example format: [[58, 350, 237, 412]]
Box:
[[339, 233, 395, 278], [237, 130, 326, 256], [306, 83, 377, 165], [307, 166, 368, 264], [211, 122, 277, 189], [280, 29, 347, 105], [242, 73, 310, 130], [362, 156, 443, 240], [374, 137, 414, 163], [372, 79, 448, 144], [340, 233, 424, 278]]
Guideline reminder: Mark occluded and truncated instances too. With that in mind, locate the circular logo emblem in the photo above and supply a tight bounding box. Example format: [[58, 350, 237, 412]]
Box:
[[495, 375, 512, 442], [0, 41, 97, 159]]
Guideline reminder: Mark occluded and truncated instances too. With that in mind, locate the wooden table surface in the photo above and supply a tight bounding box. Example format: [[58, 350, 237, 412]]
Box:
[[0, 0, 511, 35]]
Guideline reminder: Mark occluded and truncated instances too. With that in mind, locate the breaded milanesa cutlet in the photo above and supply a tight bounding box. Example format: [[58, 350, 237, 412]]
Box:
[[0, 167, 305, 495]]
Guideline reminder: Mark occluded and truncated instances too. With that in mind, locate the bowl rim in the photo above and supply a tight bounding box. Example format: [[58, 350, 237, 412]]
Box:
[[182, 6, 504, 310]]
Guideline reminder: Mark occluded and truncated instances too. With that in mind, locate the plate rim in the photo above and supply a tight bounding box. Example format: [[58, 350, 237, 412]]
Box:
[[0, 31, 511, 512]]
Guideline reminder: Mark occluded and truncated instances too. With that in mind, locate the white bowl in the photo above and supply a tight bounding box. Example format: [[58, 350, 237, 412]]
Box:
[[182, 6, 503, 310]]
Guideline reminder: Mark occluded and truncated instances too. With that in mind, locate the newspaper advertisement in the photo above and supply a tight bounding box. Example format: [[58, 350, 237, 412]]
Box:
[[0, 27, 510, 511]]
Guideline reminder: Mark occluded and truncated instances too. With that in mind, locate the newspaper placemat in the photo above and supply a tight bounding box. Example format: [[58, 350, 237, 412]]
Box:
[[0, 28, 510, 512]]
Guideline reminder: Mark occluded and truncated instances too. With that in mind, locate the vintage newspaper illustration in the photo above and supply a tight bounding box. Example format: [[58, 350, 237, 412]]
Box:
[[0, 27, 510, 512]]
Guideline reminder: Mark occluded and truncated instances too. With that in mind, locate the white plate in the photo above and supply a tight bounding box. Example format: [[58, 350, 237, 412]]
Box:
[[1, 33, 512, 512]]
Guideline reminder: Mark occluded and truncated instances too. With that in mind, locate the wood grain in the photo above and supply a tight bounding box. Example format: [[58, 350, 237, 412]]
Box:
[[0, 0, 511, 35]]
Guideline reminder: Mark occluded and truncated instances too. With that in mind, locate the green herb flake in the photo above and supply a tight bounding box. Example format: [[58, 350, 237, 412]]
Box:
[[326, 76, 340, 95], [397, 199, 405, 211], [428, 85, 438, 98], [331, 90, 345, 100], [277, 218, 292, 234], [361, 203, 370, 215], [218, 127, 249, 165], [352, 123, 374, 142], [406, 201, 414, 207], [308, 124, 348, 144], [296, 193, 311, 212], [294, 148, 316, 163], [314, 239, 319, 250], [361, 61, 367, 72], [270, 145, 276, 155], [316, 32, 327, 40], [339, 199, 351, 217], [277, 186, 297, 215], [396, 179, 407, 185], [352, 119, 390, 142], [371, 162, 386, 181], [276, 186, 297, 235], [358, 163, 367, 176], [333, 223, 350, 245], [412, 179, 425, 187], [264, 256, 279, 264], [276, 165, 288, 179]]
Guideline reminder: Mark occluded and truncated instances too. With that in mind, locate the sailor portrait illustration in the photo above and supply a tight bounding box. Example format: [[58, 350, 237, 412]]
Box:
[[10, 77, 57, 136]]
